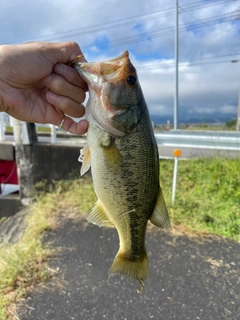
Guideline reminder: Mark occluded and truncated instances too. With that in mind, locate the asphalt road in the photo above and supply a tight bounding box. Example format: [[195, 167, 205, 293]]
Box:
[[17, 213, 240, 320]]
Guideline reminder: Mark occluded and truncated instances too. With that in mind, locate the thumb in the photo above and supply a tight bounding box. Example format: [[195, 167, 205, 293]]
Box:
[[42, 41, 86, 65]]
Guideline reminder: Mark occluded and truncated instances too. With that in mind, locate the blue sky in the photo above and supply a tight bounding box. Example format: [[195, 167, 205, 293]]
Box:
[[1, 0, 240, 124]]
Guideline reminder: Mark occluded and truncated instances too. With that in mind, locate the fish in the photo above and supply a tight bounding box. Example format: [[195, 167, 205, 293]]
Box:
[[72, 51, 170, 292]]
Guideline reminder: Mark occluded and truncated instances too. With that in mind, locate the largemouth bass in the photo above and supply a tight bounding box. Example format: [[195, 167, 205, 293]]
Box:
[[72, 51, 170, 291]]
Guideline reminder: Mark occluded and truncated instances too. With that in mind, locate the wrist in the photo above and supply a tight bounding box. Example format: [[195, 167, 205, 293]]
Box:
[[0, 95, 7, 113], [0, 80, 10, 113], [0, 46, 9, 112]]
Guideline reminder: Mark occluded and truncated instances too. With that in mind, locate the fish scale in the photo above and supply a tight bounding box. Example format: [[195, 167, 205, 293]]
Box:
[[72, 50, 170, 292]]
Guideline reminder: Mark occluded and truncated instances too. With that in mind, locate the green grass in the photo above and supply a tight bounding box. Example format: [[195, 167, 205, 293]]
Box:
[[160, 158, 240, 241], [32, 157, 240, 242], [0, 158, 239, 319], [0, 177, 95, 320]]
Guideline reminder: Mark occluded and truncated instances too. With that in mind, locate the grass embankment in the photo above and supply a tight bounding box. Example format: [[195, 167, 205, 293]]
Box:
[[0, 158, 239, 319], [160, 158, 240, 241]]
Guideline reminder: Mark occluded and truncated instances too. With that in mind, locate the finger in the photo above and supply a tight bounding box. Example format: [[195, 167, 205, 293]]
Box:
[[60, 117, 88, 135], [56, 42, 87, 64], [43, 73, 86, 104], [40, 41, 85, 65], [46, 91, 85, 118], [53, 63, 88, 91]]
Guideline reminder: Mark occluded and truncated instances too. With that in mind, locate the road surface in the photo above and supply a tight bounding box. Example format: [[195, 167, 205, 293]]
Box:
[[17, 212, 240, 320]]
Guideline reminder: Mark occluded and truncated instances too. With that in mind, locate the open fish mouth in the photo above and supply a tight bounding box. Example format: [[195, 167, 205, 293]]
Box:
[[71, 50, 134, 88]]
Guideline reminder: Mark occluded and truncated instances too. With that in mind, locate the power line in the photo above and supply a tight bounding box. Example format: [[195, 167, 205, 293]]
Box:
[[10, 0, 239, 44], [179, 0, 238, 12], [136, 53, 240, 70], [80, 12, 238, 50], [179, 1, 240, 30], [187, 52, 240, 62], [136, 59, 239, 70], [187, 59, 240, 66]]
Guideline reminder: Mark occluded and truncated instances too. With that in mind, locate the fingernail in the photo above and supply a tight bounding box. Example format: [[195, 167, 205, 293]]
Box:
[[54, 64, 64, 75], [46, 91, 56, 103], [43, 74, 52, 84]]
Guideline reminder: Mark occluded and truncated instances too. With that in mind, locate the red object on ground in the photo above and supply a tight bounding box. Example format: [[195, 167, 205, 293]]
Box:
[[0, 160, 18, 194]]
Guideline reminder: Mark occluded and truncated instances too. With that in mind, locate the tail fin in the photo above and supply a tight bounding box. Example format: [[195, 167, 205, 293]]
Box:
[[109, 251, 148, 292]]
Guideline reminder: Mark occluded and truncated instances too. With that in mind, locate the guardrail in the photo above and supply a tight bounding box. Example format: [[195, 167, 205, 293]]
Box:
[[155, 130, 240, 150], [1, 113, 240, 150], [0, 113, 60, 143]]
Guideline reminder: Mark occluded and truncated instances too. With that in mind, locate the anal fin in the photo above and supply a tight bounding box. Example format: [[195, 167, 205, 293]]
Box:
[[79, 145, 91, 176], [88, 201, 114, 228], [150, 186, 171, 229]]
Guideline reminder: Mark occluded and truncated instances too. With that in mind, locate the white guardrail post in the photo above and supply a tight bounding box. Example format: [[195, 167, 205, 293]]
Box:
[[51, 125, 57, 143], [0, 113, 5, 141]]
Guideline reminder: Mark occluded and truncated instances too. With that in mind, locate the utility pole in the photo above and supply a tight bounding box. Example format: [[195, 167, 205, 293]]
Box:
[[174, 0, 179, 130], [237, 90, 240, 132]]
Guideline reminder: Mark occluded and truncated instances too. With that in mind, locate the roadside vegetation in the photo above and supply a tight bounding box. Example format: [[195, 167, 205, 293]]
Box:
[[0, 177, 95, 320], [6, 118, 238, 134], [154, 118, 238, 131], [0, 158, 239, 319], [160, 157, 240, 240]]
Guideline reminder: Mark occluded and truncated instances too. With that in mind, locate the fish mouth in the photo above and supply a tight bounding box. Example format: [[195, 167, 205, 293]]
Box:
[[71, 51, 134, 116], [71, 50, 130, 89], [71, 51, 139, 137]]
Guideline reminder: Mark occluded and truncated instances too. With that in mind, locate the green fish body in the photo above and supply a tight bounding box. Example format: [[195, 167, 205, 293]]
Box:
[[73, 51, 170, 291]]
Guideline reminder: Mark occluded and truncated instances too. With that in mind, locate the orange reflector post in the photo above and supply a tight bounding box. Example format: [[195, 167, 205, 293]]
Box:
[[173, 149, 181, 157], [172, 149, 181, 205]]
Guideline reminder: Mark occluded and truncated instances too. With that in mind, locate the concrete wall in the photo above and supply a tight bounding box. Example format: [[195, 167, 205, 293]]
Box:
[[31, 142, 83, 184], [0, 141, 85, 217]]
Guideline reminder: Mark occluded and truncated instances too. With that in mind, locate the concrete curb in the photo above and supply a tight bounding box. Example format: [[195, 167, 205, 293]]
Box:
[[0, 207, 28, 245]]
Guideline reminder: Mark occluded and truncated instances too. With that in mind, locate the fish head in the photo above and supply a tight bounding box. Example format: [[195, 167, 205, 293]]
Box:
[[72, 51, 143, 137]]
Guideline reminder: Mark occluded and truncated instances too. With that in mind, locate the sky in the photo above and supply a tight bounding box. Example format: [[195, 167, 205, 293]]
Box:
[[1, 0, 240, 125]]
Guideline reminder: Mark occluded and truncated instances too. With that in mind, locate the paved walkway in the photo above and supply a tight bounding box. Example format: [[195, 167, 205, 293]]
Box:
[[15, 213, 240, 320]]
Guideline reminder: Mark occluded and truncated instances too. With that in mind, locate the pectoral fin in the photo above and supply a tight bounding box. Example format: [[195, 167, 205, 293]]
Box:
[[79, 145, 91, 176], [150, 187, 171, 229], [88, 201, 115, 228]]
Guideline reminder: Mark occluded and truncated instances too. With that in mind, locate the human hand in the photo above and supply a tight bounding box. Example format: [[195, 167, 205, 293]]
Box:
[[0, 41, 88, 135]]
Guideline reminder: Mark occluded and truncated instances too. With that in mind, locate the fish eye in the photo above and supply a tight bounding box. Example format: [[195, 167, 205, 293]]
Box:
[[126, 75, 137, 86]]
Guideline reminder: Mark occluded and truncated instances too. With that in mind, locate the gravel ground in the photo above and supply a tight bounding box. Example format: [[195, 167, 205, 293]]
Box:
[[17, 214, 240, 320]]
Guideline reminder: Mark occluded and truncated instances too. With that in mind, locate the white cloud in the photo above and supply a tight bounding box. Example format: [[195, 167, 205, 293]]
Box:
[[219, 105, 237, 114], [0, 0, 239, 123]]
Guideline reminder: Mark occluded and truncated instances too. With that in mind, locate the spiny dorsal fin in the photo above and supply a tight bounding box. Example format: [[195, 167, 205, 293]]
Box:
[[88, 201, 115, 228], [79, 145, 91, 176], [150, 186, 171, 229]]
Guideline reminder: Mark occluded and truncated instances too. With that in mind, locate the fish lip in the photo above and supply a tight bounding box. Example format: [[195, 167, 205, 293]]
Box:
[[71, 50, 130, 79], [101, 50, 129, 64], [71, 50, 131, 97]]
